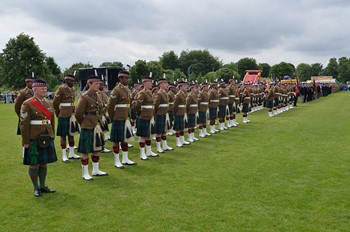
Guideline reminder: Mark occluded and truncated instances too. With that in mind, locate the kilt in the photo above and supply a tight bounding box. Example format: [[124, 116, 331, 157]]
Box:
[[136, 118, 151, 137], [274, 98, 279, 107], [228, 103, 234, 114], [56, 117, 70, 137], [187, 114, 196, 128], [78, 128, 103, 153], [218, 105, 227, 118], [173, 115, 185, 131], [130, 108, 137, 120], [197, 111, 207, 124], [23, 139, 57, 165], [209, 107, 217, 120], [155, 115, 166, 134], [267, 100, 274, 109], [242, 103, 249, 113], [111, 120, 126, 143], [168, 111, 174, 125]]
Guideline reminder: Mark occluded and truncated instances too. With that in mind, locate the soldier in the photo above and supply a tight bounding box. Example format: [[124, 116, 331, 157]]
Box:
[[173, 80, 189, 147], [53, 74, 80, 162], [20, 79, 57, 197], [153, 77, 173, 153], [218, 80, 229, 130], [98, 81, 111, 153], [266, 83, 275, 117], [197, 81, 211, 138], [227, 79, 237, 128], [241, 84, 251, 123], [208, 80, 219, 134], [186, 82, 199, 142], [134, 76, 158, 160], [15, 76, 34, 135], [75, 76, 108, 180], [107, 70, 136, 169], [166, 84, 177, 135], [130, 81, 141, 133]]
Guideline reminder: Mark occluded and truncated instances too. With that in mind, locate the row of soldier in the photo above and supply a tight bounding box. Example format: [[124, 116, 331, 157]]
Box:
[[15, 72, 300, 197]]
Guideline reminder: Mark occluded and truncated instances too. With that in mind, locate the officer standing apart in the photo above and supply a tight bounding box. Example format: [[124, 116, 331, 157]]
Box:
[[53, 74, 80, 162], [107, 70, 136, 169], [75, 76, 108, 180], [20, 79, 57, 197]]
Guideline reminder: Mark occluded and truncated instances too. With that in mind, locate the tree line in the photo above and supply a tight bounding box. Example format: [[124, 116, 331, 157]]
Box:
[[1, 33, 350, 90]]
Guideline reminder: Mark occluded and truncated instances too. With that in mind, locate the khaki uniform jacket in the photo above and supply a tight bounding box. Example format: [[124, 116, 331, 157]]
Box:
[[198, 90, 209, 112], [75, 89, 103, 129], [52, 84, 75, 117], [99, 91, 109, 115], [227, 85, 236, 104], [135, 89, 154, 120], [168, 91, 175, 112], [218, 87, 229, 106], [267, 87, 275, 101], [20, 97, 55, 145], [208, 88, 219, 108], [154, 89, 169, 115], [173, 90, 187, 116], [186, 92, 198, 115], [242, 88, 251, 104], [108, 83, 130, 121], [15, 87, 33, 116]]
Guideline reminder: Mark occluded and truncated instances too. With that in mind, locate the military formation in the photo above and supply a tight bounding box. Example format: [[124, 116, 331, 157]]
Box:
[[16, 72, 318, 197]]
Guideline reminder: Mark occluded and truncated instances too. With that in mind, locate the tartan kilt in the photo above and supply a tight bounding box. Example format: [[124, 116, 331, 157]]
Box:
[[187, 114, 196, 128], [155, 115, 166, 134], [56, 117, 70, 137], [168, 111, 174, 125], [130, 108, 137, 120], [78, 128, 103, 153], [274, 98, 279, 107], [242, 103, 249, 113], [228, 103, 234, 114], [110, 120, 126, 143], [209, 107, 217, 120], [173, 115, 185, 131], [136, 118, 151, 137], [218, 105, 227, 118], [23, 139, 57, 165], [197, 111, 207, 124], [267, 100, 274, 109]]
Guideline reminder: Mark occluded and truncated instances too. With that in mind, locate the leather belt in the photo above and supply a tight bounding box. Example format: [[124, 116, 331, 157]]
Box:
[[85, 111, 98, 115]]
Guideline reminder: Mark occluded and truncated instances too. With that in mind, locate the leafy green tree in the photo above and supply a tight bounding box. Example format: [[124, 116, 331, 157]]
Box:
[[215, 68, 234, 82], [324, 58, 338, 79], [337, 57, 350, 83], [0, 33, 51, 89], [223, 62, 237, 72], [147, 61, 163, 80], [99, 61, 124, 68], [203, 71, 216, 82], [270, 62, 295, 79], [296, 63, 312, 82], [129, 60, 148, 85], [63, 62, 93, 77], [173, 68, 186, 82], [159, 51, 179, 70], [258, 63, 271, 77], [310, 63, 323, 76], [237, 58, 258, 79]]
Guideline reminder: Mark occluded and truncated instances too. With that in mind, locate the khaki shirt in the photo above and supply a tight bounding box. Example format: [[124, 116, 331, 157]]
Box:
[[208, 88, 219, 108], [218, 87, 229, 106], [198, 90, 209, 112], [20, 97, 55, 144], [173, 90, 187, 116], [168, 90, 175, 112], [52, 84, 75, 117], [108, 83, 130, 121], [154, 89, 169, 115], [227, 85, 237, 104], [75, 89, 103, 129], [186, 92, 198, 115], [135, 89, 154, 120], [14, 87, 33, 116]]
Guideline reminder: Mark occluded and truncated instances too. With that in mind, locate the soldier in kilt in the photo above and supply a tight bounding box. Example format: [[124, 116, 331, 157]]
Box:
[[266, 83, 275, 117], [173, 80, 189, 147], [186, 82, 199, 142], [134, 76, 158, 160], [107, 71, 136, 169], [153, 77, 173, 153], [227, 79, 239, 127], [20, 79, 57, 197], [166, 84, 177, 135], [197, 81, 210, 137], [241, 84, 251, 123], [130, 81, 141, 133], [218, 80, 229, 131], [53, 75, 80, 162], [75, 76, 108, 180], [208, 80, 220, 134], [98, 82, 111, 153]]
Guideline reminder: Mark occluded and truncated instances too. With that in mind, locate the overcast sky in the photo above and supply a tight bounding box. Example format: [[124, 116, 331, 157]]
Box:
[[1, 0, 349, 70]]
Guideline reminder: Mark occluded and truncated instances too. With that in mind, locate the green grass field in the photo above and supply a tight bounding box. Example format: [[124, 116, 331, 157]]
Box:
[[0, 92, 349, 231]]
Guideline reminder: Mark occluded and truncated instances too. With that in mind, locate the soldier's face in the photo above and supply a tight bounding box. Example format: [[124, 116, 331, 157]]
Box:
[[34, 86, 47, 98], [65, 79, 75, 88], [120, 76, 129, 85], [89, 81, 100, 92], [26, 81, 33, 89], [143, 80, 152, 90]]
